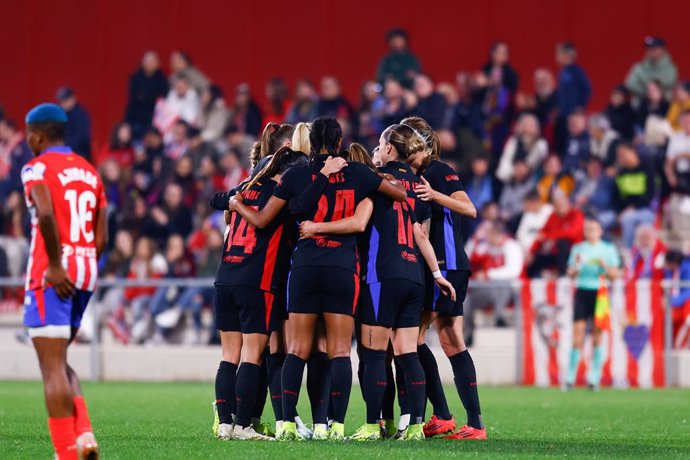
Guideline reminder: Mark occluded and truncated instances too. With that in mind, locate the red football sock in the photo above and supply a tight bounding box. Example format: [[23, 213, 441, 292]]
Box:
[[73, 395, 93, 435], [48, 416, 78, 460]]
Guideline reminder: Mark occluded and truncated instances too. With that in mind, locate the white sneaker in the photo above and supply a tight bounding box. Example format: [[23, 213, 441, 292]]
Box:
[[217, 423, 235, 440], [233, 425, 275, 441], [76, 431, 100, 459], [295, 416, 313, 439]]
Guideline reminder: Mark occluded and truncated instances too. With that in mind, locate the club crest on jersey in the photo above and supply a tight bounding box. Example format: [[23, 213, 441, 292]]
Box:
[[21, 162, 46, 183], [445, 174, 459, 182]]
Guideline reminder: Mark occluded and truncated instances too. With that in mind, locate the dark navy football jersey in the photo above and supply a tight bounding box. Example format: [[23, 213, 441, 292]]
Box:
[[361, 161, 429, 285], [419, 159, 471, 271], [273, 155, 383, 273], [215, 179, 295, 292]]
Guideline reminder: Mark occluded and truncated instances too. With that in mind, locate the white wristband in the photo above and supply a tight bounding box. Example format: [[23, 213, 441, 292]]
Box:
[[432, 270, 443, 279]]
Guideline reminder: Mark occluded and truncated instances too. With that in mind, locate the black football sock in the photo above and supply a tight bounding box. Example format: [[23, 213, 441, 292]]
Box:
[[381, 360, 395, 421], [396, 352, 426, 425], [281, 354, 306, 422], [268, 353, 285, 421], [215, 361, 237, 425], [361, 348, 387, 424], [235, 363, 261, 427], [418, 344, 451, 420], [394, 358, 409, 416], [449, 350, 483, 429], [329, 357, 353, 424], [307, 352, 331, 425], [252, 351, 269, 420]]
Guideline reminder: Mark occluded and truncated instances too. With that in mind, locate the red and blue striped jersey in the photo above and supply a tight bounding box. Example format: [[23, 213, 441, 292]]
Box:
[[419, 159, 470, 272], [215, 178, 295, 293]]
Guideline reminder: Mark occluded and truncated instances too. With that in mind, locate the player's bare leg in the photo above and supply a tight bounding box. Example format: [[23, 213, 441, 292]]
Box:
[[33, 336, 78, 460], [435, 316, 486, 440]]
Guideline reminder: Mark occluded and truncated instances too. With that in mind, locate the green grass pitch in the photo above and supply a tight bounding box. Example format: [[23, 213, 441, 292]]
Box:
[[1, 381, 689, 459]]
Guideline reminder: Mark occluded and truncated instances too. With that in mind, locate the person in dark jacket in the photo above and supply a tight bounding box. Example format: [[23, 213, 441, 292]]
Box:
[[376, 28, 421, 89], [605, 85, 636, 141], [614, 142, 656, 247], [56, 86, 92, 160], [125, 51, 169, 139], [481, 41, 519, 94], [413, 74, 447, 129], [229, 84, 262, 136], [554, 42, 592, 154]]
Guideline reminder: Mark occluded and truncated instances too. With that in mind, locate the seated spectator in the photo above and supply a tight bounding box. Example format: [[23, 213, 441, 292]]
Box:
[[285, 79, 319, 124], [465, 202, 499, 254], [527, 192, 584, 277], [625, 36, 677, 105], [56, 86, 92, 159], [169, 50, 210, 95], [496, 113, 548, 183], [628, 224, 667, 281], [229, 84, 262, 136], [516, 190, 553, 255], [185, 127, 218, 170], [448, 71, 485, 140], [573, 158, 617, 232], [588, 114, 620, 171], [264, 77, 290, 125], [537, 155, 575, 203], [219, 149, 249, 190], [220, 124, 254, 169], [125, 51, 169, 139], [376, 28, 421, 89], [199, 85, 229, 144], [143, 183, 194, 243], [0, 119, 33, 202], [664, 110, 690, 252], [562, 109, 590, 177], [635, 79, 670, 131], [172, 155, 199, 208], [356, 81, 383, 150], [465, 221, 524, 343], [499, 160, 535, 232], [465, 155, 495, 226], [614, 142, 656, 248], [413, 74, 446, 129], [98, 122, 134, 168], [317, 76, 356, 127], [372, 77, 411, 130], [165, 76, 201, 126], [605, 85, 636, 140], [0, 191, 28, 278], [667, 81, 690, 131], [664, 251, 690, 348], [165, 120, 190, 161]]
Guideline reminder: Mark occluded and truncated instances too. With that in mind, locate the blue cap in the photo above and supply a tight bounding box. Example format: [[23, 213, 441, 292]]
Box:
[[25, 103, 68, 124]]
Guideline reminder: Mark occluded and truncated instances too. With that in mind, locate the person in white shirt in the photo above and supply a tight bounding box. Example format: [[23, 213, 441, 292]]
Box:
[[465, 221, 524, 344], [165, 76, 201, 126], [664, 110, 690, 252], [516, 190, 553, 255], [496, 113, 548, 183]]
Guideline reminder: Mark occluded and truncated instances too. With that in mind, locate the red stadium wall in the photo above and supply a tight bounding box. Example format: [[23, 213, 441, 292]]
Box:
[[2, 0, 689, 149]]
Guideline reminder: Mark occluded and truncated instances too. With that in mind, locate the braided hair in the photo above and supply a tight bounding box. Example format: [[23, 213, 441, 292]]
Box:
[[309, 117, 343, 159]]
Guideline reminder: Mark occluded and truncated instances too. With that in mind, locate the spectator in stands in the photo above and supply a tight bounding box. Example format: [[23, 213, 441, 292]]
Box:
[[562, 109, 590, 177], [199, 85, 229, 144], [554, 42, 592, 153], [98, 122, 134, 168], [465, 201, 500, 255], [229, 84, 262, 136], [537, 154, 575, 203], [165, 120, 190, 161], [219, 149, 249, 190], [285, 79, 319, 124], [667, 81, 690, 131], [357, 80, 383, 149], [185, 126, 218, 170], [477, 66, 513, 158], [0, 119, 32, 202], [173, 155, 199, 208], [588, 114, 620, 172], [516, 190, 553, 256], [264, 77, 290, 125], [220, 124, 254, 169], [317, 76, 356, 137], [0, 191, 28, 278], [169, 50, 210, 95], [56, 86, 92, 159], [532, 68, 557, 131], [376, 28, 421, 89], [625, 36, 677, 104], [496, 113, 548, 183], [499, 160, 535, 231], [466, 155, 494, 220], [125, 51, 169, 139], [664, 110, 690, 252], [165, 76, 201, 126], [615, 142, 656, 248], [664, 250, 690, 348], [448, 72, 485, 140], [573, 158, 617, 232], [605, 85, 636, 141], [481, 41, 519, 94], [628, 224, 667, 281], [465, 221, 524, 344], [527, 191, 584, 277], [143, 183, 193, 243], [372, 77, 411, 130], [413, 74, 446, 129], [635, 80, 670, 131]]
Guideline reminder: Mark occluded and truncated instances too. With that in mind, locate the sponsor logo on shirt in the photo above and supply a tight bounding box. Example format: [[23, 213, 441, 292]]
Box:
[[21, 162, 46, 183], [315, 237, 342, 248], [223, 255, 245, 263], [401, 250, 418, 263], [445, 174, 459, 182]]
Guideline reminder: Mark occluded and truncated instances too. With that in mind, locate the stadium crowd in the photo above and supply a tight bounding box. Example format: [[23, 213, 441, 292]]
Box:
[[1, 30, 690, 346]]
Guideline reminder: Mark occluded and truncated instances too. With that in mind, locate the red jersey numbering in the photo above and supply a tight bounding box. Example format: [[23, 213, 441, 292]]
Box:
[[21, 148, 107, 292]]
